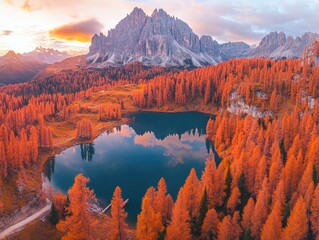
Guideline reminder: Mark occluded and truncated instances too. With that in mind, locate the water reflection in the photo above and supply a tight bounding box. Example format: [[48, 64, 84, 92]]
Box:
[[80, 143, 95, 162], [134, 129, 207, 166], [129, 111, 212, 140], [45, 112, 217, 224], [44, 156, 55, 181]]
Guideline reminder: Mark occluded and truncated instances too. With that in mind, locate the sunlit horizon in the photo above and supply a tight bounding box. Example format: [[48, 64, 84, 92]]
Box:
[[1, 0, 318, 55]]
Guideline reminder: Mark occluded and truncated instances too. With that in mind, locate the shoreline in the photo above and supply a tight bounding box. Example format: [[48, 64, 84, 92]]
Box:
[[41, 109, 215, 174], [1, 108, 213, 235]]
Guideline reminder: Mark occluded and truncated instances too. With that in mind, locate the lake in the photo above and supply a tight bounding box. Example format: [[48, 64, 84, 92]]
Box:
[[44, 111, 219, 224]]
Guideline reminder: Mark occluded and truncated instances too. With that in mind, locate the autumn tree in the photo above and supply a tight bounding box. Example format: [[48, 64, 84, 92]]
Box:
[[155, 177, 172, 226], [136, 187, 163, 240], [182, 168, 201, 234], [57, 174, 97, 240], [109, 186, 129, 240], [282, 197, 308, 240], [166, 187, 191, 240], [99, 104, 121, 121], [251, 178, 269, 238], [311, 185, 319, 239], [201, 208, 219, 240], [241, 197, 255, 232], [77, 119, 93, 140], [260, 201, 282, 240], [218, 212, 242, 240]]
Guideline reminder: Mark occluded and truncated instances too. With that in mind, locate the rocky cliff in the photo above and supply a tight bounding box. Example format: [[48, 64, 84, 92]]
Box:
[[87, 8, 319, 68]]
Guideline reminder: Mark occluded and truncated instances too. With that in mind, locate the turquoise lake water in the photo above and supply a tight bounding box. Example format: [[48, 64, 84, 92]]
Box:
[[44, 111, 219, 224]]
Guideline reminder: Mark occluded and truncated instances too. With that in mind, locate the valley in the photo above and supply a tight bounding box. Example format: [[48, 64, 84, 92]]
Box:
[[1, 3, 319, 240]]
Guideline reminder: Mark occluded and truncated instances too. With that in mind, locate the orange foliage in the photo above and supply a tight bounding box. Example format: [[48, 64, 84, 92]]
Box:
[[261, 201, 282, 240], [136, 187, 164, 240], [282, 197, 308, 240], [311, 185, 319, 239], [57, 174, 97, 240], [77, 119, 93, 140], [109, 186, 129, 240], [166, 187, 192, 240]]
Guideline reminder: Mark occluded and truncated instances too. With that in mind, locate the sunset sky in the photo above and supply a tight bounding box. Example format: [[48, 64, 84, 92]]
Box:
[[0, 0, 318, 56]]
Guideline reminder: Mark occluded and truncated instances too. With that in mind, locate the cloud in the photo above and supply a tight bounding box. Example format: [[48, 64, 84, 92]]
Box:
[[21, 0, 32, 11], [4, 0, 13, 4], [0, 30, 13, 36], [127, 0, 319, 43], [133, 131, 207, 166], [49, 18, 104, 42]]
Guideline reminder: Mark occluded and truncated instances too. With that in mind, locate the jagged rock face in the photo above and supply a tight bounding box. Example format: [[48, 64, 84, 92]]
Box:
[[87, 8, 319, 68], [251, 32, 319, 59], [219, 42, 250, 61], [251, 32, 287, 58], [87, 8, 217, 67], [23, 47, 71, 64], [200, 35, 220, 57]]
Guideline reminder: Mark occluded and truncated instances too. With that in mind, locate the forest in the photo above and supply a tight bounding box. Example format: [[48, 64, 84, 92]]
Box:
[[1, 42, 319, 239]]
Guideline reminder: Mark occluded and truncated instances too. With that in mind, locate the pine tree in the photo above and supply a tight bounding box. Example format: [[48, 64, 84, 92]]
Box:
[[260, 201, 282, 240], [201, 208, 219, 240], [136, 187, 164, 240], [237, 173, 250, 213], [57, 174, 97, 240], [166, 187, 191, 240], [49, 203, 60, 225], [218, 212, 242, 240], [182, 168, 201, 234], [227, 187, 241, 213], [282, 197, 308, 240], [251, 178, 269, 238], [222, 166, 232, 212], [155, 177, 170, 225], [241, 197, 255, 231], [195, 188, 209, 235], [201, 160, 217, 208], [311, 185, 319, 239], [109, 186, 129, 240]]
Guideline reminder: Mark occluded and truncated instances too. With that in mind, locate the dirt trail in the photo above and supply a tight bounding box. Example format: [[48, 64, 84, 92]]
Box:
[[0, 203, 51, 239]]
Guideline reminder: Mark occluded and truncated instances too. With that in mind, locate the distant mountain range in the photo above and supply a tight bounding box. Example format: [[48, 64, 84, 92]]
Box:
[[87, 7, 319, 68], [22, 46, 71, 64], [0, 51, 47, 85], [1, 7, 318, 85], [0, 47, 71, 85]]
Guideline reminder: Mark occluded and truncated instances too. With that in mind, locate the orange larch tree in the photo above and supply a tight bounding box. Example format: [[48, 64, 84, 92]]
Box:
[[282, 197, 308, 240], [311, 185, 319, 239], [260, 201, 282, 240], [109, 186, 129, 240], [136, 187, 163, 240], [166, 187, 191, 240], [77, 119, 93, 140], [201, 208, 219, 240], [57, 174, 97, 240]]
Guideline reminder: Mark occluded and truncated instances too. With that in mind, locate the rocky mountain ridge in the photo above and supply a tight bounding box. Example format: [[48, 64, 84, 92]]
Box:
[[87, 7, 319, 68], [22, 46, 71, 64], [0, 51, 47, 85]]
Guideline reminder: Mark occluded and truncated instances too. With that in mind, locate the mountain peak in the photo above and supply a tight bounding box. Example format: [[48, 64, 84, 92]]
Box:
[[22, 47, 71, 64], [151, 8, 170, 18], [4, 50, 19, 58], [87, 8, 318, 67], [87, 7, 216, 67], [130, 7, 146, 18]]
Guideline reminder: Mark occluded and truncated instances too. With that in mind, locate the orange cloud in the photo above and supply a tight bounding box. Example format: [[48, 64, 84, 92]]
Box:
[[21, 0, 32, 11], [49, 18, 103, 43], [4, 0, 13, 4]]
